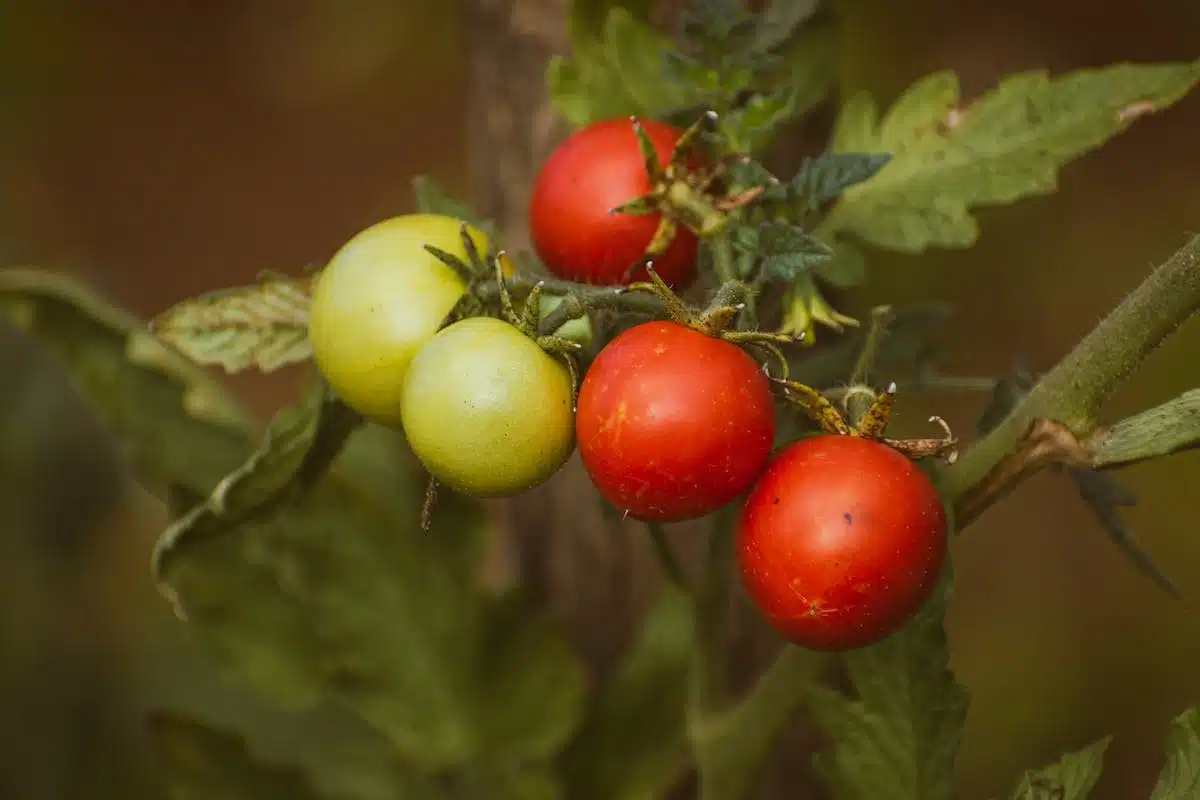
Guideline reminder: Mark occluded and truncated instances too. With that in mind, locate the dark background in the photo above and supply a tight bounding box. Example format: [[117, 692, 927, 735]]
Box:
[[0, 0, 1197, 798]]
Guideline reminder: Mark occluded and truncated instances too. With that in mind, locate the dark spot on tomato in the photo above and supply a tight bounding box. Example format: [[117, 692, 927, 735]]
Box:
[[843, 512, 854, 525]]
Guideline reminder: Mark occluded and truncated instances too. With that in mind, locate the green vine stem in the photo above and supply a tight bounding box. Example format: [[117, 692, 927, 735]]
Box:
[[693, 646, 829, 800], [473, 274, 668, 336], [690, 231, 1200, 799], [943, 231, 1200, 526]]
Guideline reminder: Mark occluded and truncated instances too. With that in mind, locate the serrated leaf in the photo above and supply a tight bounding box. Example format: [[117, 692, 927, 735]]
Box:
[[548, 6, 699, 129], [149, 712, 323, 799], [475, 591, 587, 761], [1151, 707, 1200, 800], [826, 61, 1200, 252], [792, 152, 893, 211], [150, 275, 314, 374], [411, 176, 495, 239], [559, 585, 694, 800], [808, 564, 969, 800], [1008, 736, 1111, 800], [755, 221, 834, 282]]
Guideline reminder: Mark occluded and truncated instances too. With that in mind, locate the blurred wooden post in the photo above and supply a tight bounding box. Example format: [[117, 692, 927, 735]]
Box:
[[465, 0, 675, 675]]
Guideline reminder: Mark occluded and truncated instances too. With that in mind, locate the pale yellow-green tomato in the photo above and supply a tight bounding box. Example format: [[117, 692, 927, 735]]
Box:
[[308, 214, 490, 426], [400, 316, 575, 497]]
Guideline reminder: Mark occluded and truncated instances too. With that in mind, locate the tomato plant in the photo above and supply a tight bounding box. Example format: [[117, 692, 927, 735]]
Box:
[[575, 320, 775, 523], [736, 435, 948, 652], [529, 118, 698, 287], [87, 2, 1198, 795], [308, 213, 490, 427], [400, 315, 576, 497]]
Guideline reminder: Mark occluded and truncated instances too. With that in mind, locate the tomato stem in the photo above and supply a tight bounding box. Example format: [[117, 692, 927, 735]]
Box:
[[689, 505, 738, 715]]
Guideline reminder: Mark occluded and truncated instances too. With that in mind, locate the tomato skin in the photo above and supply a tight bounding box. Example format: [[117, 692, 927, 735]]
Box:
[[575, 321, 775, 523], [400, 316, 575, 497], [309, 214, 490, 427], [737, 436, 948, 652], [530, 118, 698, 288]]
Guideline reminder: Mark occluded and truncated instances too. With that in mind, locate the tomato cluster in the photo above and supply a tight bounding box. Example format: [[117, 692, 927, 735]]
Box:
[[307, 117, 949, 652]]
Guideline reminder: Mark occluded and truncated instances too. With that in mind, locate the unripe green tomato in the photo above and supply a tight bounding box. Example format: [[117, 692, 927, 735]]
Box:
[[308, 214, 489, 426], [400, 316, 575, 497], [539, 294, 595, 350]]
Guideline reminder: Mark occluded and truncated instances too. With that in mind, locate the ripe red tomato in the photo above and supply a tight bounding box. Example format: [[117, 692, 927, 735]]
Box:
[[737, 435, 948, 652], [576, 320, 775, 523], [529, 118, 698, 288]]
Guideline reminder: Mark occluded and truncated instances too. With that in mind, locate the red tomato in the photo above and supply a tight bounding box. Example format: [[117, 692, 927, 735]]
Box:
[[529, 118, 698, 288], [576, 321, 775, 522], [737, 435, 948, 652]]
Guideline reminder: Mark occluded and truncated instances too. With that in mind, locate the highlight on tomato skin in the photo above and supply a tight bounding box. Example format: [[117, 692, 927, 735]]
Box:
[[529, 118, 698, 288], [574, 320, 776, 523], [736, 435, 948, 652]]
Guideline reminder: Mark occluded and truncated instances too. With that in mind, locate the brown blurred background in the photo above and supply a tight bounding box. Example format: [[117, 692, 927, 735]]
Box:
[[0, 0, 1197, 798]]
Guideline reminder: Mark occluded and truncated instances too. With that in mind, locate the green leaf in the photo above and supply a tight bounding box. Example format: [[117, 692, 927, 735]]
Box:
[[152, 384, 362, 590], [1008, 737, 1111, 800], [485, 767, 565, 800], [756, 8, 837, 121], [149, 712, 323, 799], [152, 389, 363, 710], [791, 152, 893, 211], [0, 268, 254, 495], [548, 7, 697, 129], [1151, 707, 1200, 800], [826, 60, 1200, 252], [602, 10, 696, 118], [0, 270, 325, 708], [813, 237, 868, 289], [149, 274, 314, 374], [808, 564, 969, 800], [749, 0, 820, 55], [475, 591, 588, 761], [559, 585, 694, 800], [751, 221, 834, 282], [722, 87, 802, 153], [265, 423, 492, 769], [303, 715, 452, 800], [149, 362, 495, 768], [411, 176, 495, 238]]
